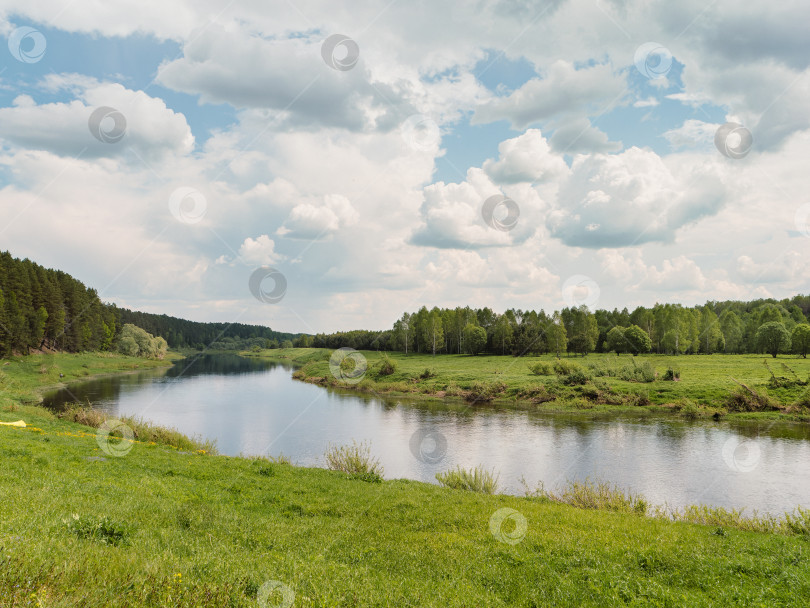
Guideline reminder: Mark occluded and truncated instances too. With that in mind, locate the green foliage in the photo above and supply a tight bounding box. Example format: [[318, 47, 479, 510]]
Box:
[[662, 367, 681, 381], [435, 466, 499, 494], [620, 359, 656, 383], [726, 380, 779, 412], [588, 357, 656, 382], [0, 251, 118, 355], [531, 479, 648, 515], [324, 441, 384, 480], [527, 361, 553, 375], [605, 326, 626, 354], [462, 324, 487, 355], [624, 325, 652, 355], [792, 324, 810, 358], [552, 359, 584, 376], [377, 353, 397, 376], [756, 322, 792, 358], [115, 307, 296, 351], [117, 324, 168, 359], [64, 514, 130, 546], [465, 380, 506, 402]]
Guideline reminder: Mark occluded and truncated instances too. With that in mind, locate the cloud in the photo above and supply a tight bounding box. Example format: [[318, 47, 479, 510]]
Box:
[[277, 194, 359, 240], [0, 76, 193, 160], [238, 235, 284, 265], [548, 118, 622, 154], [482, 129, 568, 183], [473, 61, 628, 130], [547, 147, 726, 248], [663, 119, 718, 151]]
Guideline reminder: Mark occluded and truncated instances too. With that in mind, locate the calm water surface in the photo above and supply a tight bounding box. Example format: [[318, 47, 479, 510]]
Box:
[[42, 354, 810, 514]]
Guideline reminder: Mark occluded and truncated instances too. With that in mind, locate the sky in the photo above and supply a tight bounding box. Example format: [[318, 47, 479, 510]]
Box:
[[0, 0, 808, 334]]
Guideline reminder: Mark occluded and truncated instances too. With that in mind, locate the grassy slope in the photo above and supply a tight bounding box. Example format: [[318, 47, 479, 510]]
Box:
[[251, 348, 810, 421], [0, 352, 176, 410], [2, 353, 810, 606]]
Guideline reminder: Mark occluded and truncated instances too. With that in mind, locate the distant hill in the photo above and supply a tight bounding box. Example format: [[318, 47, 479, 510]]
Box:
[[114, 307, 297, 350]]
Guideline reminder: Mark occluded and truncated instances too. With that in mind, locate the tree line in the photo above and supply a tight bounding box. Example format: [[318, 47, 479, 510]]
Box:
[[0, 252, 295, 356], [311, 298, 810, 358], [115, 307, 297, 351]]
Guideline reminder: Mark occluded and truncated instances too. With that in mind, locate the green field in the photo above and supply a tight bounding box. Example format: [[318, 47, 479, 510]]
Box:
[[249, 349, 810, 422], [3, 352, 810, 606]]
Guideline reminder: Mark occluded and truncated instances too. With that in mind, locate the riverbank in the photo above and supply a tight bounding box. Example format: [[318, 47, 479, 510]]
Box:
[[1, 403, 809, 605], [0, 352, 177, 409], [242, 348, 810, 422], [3, 351, 810, 605], [246, 348, 810, 422]]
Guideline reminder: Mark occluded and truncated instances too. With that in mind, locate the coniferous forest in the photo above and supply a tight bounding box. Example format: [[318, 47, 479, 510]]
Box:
[[0, 252, 295, 356]]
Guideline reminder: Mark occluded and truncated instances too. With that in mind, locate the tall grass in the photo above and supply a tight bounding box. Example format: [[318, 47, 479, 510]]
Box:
[[324, 440, 384, 481], [524, 478, 648, 515], [56, 404, 217, 454], [522, 478, 810, 537], [588, 357, 656, 382], [435, 466, 499, 494]]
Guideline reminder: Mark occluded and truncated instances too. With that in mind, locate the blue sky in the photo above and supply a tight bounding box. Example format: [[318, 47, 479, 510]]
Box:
[[0, 1, 808, 332]]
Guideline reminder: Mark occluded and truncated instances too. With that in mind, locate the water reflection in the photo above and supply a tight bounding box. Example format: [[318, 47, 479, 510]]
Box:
[[41, 354, 810, 515]]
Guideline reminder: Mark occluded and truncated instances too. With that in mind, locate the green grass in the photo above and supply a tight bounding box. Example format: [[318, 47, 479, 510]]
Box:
[[252, 348, 810, 421], [3, 406, 810, 606], [3, 352, 810, 605], [0, 351, 175, 410], [436, 465, 500, 494]]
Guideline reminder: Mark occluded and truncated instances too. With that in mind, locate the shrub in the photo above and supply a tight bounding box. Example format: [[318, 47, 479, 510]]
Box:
[[527, 361, 552, 375], [465, 380, 506, 402], [625, 390, 651, 407], [324, 441, 384, 479], [444, 382, 463, 397], [726, 380, 779, 412], [559, 367, 590, 386], [65, 514, 130, 546], [519, 385, 556, 404], [376, 353, 397, 376], [619, 360, 656, 383], [553, 359, 584, 376], [435, 466, 499, 494], [675, 399, 700, 419], [662, 367, 681, 381], [587, 356, 621, 378], [419, 368, 436, 380]]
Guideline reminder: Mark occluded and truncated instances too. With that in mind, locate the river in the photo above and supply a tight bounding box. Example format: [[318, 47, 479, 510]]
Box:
[[41, 353, 810, 515]]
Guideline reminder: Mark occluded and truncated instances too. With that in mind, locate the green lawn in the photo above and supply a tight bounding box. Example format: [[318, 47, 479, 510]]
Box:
[[250, 349, 810, 421], [3, 352, 810, 606]]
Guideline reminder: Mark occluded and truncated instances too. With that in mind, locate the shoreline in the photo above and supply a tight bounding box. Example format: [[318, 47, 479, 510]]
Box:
[[244, 348, 810, 424]]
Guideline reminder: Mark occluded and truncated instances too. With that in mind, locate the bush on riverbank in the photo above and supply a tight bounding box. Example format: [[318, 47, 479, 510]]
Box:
[[436, 466, 499, 494], [324, 440, 384, 482]]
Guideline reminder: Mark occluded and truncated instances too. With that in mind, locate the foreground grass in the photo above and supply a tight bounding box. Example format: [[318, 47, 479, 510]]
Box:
[[3, 405, 810, 607], [250, 348, 810, 421]]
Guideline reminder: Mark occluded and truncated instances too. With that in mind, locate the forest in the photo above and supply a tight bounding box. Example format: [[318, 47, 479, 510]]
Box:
[[0, 252, 295, 356], [312, 299, 810, 358]]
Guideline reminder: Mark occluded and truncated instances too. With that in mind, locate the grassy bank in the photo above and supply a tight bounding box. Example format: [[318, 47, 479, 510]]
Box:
[[2, 405, 810, 606], [0, 351, 177, 411], [248, 348, 810, 421], [2, 352, 810, 605]]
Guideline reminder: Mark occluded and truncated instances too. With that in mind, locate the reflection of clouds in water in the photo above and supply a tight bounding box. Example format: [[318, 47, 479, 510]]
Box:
[[42, 358, 810, 515]]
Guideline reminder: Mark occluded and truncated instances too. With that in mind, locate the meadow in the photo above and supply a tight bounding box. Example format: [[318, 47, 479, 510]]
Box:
[[248, 349, 810, 422], [2, 352, 810, 606]]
